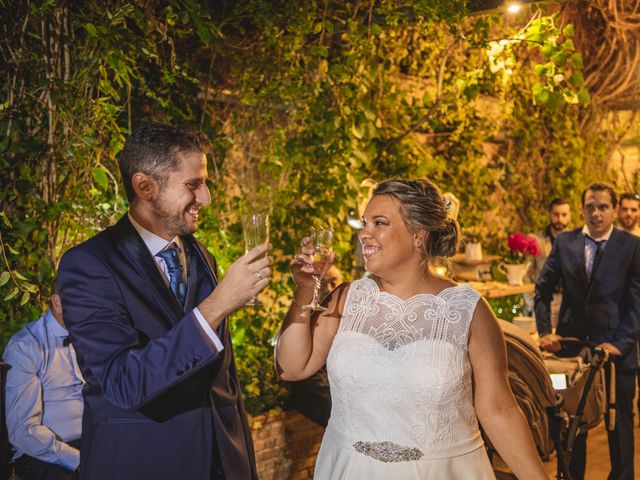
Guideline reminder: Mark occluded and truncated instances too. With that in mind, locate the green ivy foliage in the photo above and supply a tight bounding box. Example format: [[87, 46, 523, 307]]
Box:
[[0, 0, 221, 344], [0, 1, 621, 414]]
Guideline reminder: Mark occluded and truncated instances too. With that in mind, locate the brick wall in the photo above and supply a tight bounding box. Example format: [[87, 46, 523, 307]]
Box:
[[250, 410, 324, 480]]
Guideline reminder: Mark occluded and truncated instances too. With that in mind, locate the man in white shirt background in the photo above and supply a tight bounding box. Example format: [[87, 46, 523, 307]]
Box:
[[4, 281, 84, 479]]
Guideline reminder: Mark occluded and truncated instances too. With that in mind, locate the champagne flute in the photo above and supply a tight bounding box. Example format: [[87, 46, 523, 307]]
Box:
[[302, 228, 334, 311], [242, 213, 269, 307]]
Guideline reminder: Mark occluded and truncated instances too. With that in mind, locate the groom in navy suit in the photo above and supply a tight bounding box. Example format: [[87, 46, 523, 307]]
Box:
[[535, 182, 640, 480], [58, 123, 271, 479]]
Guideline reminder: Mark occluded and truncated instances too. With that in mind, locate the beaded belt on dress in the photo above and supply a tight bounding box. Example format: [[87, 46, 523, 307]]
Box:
[[353, 440, 423, 463], [324, 422, 485, 462]]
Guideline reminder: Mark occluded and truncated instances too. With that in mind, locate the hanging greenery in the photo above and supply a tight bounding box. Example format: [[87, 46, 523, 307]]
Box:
[[1, 0, 636, 413]]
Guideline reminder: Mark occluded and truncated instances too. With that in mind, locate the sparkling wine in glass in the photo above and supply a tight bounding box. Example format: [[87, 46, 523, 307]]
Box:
[[242, 213, 269, 307], [302, 228, 334, 311]]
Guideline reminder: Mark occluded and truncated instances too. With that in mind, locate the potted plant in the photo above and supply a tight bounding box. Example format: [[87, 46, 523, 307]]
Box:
[[498, 232, 541, 286]]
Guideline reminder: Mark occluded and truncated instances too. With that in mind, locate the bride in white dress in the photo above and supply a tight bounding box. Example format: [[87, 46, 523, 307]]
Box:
[[276, 179, 548, 479]]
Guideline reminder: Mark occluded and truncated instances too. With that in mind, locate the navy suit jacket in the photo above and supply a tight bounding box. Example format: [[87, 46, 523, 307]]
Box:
[[534, 227, 640, 370], [58, 216, 257, 480]]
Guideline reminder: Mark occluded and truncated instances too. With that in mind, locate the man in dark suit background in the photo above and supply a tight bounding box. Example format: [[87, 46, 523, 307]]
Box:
[[58, 123, 271, 479], [535, 182, 640, 480]]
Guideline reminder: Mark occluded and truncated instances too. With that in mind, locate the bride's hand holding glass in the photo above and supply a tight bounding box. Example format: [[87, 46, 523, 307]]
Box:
[[292, 229, 335, 311], [291, 236, 318, 288]]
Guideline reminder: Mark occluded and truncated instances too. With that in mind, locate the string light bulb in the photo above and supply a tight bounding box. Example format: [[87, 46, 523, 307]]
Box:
[[506, 2, 522, 13]]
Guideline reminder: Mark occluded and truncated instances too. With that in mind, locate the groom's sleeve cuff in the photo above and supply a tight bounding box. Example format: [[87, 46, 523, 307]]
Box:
[[193, 307, 224, 352]]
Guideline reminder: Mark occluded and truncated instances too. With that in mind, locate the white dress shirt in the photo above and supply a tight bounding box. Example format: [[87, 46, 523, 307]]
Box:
[[128, 213, 223, 351], [582, 224, 613, 278], [3, 310, 84, 471]]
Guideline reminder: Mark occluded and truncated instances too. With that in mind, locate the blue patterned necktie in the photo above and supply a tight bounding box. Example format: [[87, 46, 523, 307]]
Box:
[[156, 244, 187, 306]]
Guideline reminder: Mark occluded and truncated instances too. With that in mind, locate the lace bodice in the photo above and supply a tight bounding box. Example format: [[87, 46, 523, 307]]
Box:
[[326, 278, 483, 458]]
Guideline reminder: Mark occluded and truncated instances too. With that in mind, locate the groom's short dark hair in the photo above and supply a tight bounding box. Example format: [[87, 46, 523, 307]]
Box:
[[581, 182, 617, 208], [118, 122, 212, 201]]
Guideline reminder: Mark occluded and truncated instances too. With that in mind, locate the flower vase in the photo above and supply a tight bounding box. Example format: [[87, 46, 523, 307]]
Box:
[[464, 242, 483, 261], [498, 262, 531, 286]]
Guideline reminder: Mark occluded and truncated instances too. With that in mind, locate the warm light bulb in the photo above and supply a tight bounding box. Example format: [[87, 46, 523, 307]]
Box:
[[506, 3, 522, 13]]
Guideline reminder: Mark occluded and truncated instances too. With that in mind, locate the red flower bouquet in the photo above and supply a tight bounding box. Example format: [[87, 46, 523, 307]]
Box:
[[505, 232, 541, 264]]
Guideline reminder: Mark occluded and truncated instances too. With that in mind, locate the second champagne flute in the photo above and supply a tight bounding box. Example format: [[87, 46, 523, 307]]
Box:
[[302, 228, 334, 311], [242, 213, 269, 307]]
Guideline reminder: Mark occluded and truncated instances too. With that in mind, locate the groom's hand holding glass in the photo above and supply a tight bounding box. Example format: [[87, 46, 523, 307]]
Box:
[[198, 244, 272, 329]]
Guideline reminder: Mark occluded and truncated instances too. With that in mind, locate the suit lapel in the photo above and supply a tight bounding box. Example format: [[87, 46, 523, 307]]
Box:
[[186, 237, 218, 287], [589, 228, 620, 285], [113, 216, 183, 322], [567, 229, 588, 286], [186, 237, 226, 336]]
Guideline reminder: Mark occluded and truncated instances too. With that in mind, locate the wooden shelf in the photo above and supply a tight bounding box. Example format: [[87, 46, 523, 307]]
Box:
[[465, 281, 535, 298], [451, 254, 500, 281]]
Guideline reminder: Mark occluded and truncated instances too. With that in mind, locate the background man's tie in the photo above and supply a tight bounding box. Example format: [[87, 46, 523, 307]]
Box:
[[156, 244, 187, 306]]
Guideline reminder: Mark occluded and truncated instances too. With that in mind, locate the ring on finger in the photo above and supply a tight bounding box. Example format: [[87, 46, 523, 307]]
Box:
[[256, 271, 263, 280]]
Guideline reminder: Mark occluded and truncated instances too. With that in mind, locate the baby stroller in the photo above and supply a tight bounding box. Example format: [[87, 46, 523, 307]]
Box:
[[488, 320, 611, 480]]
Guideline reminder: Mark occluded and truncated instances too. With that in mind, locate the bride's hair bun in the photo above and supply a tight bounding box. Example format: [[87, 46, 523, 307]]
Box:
[[372, 179, 460, 261]]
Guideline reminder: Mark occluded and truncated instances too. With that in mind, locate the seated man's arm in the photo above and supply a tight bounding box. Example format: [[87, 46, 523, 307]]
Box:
[[4, 338, 80, 472]]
